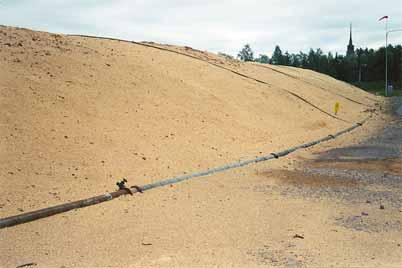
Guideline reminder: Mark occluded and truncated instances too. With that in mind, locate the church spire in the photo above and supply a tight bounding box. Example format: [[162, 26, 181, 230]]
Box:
[[349, 23, 353, 45], [347, 22, 355, 57]]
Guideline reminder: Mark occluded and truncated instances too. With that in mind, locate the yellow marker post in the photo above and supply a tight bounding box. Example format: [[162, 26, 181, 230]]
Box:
[[334, 102, 340, 115]]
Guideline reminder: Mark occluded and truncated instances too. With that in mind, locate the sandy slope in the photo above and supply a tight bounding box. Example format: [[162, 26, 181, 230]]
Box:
[[0, 26, 392, 267]]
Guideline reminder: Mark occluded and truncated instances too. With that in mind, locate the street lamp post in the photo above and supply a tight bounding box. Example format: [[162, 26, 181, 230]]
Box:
[[385, 28, 402, 96], [385, 19, 388, 96]]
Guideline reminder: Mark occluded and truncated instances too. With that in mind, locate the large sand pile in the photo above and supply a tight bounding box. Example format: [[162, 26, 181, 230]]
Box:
[[0, 25, 377, 195], [0, 26, 384, 267], [0, 24, 379, 217]]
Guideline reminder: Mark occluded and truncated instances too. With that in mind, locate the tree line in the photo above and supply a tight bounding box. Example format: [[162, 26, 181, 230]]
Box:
[[235, 44, 402, 90]]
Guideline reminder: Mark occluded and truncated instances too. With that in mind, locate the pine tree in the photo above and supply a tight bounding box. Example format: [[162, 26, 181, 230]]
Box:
[[271, 45, 284, 65]]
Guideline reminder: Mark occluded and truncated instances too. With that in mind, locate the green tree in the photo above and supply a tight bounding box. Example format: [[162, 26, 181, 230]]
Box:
[[237, 44, 254, 62], [271, 45, 284, 65], [283, 51, 291, 65], [327, 52, 337, 77], [265, 42, 401, 90], [289, 53, 301, 67], [255, 54, 270, 63]]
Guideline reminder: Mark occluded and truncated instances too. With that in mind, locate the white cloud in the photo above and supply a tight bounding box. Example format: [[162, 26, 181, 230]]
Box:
[[0, 0, 401, 57]]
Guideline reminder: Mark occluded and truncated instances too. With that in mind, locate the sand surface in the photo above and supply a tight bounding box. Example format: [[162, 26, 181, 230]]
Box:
[[2, 26, 400, 267]]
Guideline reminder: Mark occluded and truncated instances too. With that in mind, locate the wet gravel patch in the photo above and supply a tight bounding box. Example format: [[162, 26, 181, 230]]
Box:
[[318, 145, 401, 160], [257, 168, 402, 208]]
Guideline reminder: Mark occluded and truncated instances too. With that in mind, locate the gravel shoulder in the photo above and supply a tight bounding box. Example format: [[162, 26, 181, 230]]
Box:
[[252, 100, 402, 266]]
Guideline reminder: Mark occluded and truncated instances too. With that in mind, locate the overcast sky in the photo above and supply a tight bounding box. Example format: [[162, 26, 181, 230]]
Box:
[[1, 0, 401, 57]]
